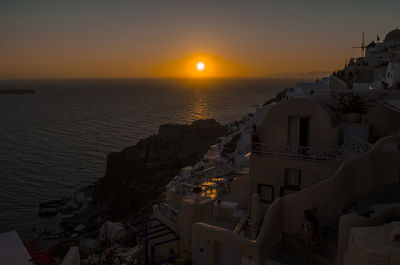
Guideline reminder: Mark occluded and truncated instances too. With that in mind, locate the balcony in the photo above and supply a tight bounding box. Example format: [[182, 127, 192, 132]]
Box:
[[251, 143, 344, 162]]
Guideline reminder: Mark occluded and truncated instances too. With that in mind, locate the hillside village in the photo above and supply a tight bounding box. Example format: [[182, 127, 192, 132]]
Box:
[[2, 28, 400, 265]]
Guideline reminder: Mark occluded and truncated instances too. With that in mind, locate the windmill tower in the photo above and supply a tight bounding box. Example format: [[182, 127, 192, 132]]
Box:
[[352, 31, 366, 57]]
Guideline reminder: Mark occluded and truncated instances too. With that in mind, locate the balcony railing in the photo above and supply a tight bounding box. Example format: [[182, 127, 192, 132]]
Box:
[[159, 201, 178, 223], [252, 143, 344, 161], [174, 181, 196, 195], [344, 134, 373, 155]]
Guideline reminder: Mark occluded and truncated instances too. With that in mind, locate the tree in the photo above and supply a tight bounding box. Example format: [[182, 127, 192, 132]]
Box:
[[330, 92, 369, 114]]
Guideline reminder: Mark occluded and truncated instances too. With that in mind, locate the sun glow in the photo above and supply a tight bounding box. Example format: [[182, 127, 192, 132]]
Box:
[[154, 53, 246, 78], [196, 62, 205, 71]]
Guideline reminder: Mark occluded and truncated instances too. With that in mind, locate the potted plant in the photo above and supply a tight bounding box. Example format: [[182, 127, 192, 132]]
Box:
[[330, 92, 368, 123]]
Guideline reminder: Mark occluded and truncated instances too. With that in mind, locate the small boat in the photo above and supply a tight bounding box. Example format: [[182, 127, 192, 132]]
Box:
[[39, 198, 69, 209]]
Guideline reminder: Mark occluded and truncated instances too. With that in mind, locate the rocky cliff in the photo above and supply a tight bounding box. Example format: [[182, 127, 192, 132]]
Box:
[[92, 119, 227, 219]]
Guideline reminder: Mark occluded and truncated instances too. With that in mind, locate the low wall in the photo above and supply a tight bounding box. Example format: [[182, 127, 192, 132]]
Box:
[[192, 135, 400, 264], [366, 102, 400, 141], [250, 155, 341, 204], [276, 135, 399, 235], [343, 222, 400, 265], [338, 203, 400, 265], [61, 246, 80, 265], [220, 188, 249, 209]]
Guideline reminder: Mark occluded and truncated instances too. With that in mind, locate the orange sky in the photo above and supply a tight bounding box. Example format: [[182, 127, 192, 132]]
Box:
[[1, 1, 399, 79]]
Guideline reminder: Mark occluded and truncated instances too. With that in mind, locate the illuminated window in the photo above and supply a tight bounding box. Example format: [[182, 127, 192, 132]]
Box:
[[258, 184, 274, 202]]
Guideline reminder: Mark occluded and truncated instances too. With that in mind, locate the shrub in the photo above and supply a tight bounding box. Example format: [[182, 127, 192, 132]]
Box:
[[25, 238, 55, 265], [331, 92, 368, 114]]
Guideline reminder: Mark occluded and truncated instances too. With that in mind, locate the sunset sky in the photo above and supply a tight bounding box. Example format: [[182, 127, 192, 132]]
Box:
[[1, 0, 399, 79]]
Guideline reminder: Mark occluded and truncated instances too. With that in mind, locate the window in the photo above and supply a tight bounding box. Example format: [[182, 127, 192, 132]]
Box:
[[284, 168, 301, 189], [258, 184, 274, 202]]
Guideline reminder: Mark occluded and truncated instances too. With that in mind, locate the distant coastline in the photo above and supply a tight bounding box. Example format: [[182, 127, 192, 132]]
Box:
[[0, 89, 35, 94]]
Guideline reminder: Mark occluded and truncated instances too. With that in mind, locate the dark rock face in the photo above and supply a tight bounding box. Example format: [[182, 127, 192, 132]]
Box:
[[93, 119, 227, 218]]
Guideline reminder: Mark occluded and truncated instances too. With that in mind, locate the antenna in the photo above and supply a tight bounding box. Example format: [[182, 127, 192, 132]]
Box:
[[352, 31, 366, 57]]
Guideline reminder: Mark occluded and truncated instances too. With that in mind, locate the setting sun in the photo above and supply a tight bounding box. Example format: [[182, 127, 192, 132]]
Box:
[[196, 62, 205, 71], [154, 53, 247, 78]]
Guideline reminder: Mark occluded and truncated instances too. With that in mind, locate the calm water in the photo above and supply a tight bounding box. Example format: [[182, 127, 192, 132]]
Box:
[[0, 78, 303, 239]]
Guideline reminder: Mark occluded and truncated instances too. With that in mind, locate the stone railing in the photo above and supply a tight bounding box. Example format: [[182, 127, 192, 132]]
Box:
[[344, 134, 373, 155], [159, 201, 178, 223], [252, 143, 344, 161]]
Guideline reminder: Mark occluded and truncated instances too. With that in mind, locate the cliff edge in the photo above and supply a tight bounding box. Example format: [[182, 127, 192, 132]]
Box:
[[92, 119, 227, 219]]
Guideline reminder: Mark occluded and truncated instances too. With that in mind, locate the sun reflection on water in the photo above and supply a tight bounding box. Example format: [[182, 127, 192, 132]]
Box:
[[184, 95, 210, 122]]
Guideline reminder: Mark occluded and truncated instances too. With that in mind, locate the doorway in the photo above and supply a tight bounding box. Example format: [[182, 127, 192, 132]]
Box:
[[288, 116, 310, 147]]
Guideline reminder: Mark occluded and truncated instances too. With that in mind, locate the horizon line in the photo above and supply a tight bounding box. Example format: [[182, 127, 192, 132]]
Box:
[[0, 72, 333, 81]]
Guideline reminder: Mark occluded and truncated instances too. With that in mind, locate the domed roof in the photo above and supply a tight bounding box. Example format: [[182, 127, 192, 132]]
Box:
[[384, 29, 400, 42]]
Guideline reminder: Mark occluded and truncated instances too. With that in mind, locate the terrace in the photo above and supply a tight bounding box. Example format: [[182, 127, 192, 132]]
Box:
[[155, 159, 249, 232]]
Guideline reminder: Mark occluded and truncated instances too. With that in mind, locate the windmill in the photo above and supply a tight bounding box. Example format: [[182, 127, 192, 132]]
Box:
[[352, 31, 366, 57]]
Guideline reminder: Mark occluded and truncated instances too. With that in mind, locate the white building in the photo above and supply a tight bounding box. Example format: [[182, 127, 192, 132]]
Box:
[[286, 77, 330, 98], [331, 28, 400, 91], [385, 61, 400, 88], [364, 28, 400, 67]]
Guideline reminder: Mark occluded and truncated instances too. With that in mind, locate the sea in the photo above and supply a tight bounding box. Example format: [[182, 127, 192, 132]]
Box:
[[0, 78, 307, 240]]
